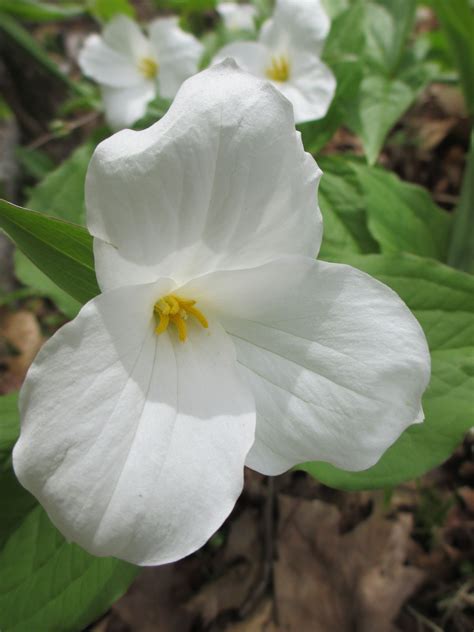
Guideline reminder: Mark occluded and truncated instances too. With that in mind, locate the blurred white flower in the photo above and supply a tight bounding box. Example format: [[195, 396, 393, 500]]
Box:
[[14, 61, 430, 566], [79, 14, 203, 129], [213, 0, 336, 123], [217, 2, 257, 31]]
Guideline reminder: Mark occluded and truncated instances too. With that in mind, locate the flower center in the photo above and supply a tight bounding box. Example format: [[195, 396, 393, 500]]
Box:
[[265, 54, 290, 82], [153, 295, 208, 343], [138, 57, 159, 79]]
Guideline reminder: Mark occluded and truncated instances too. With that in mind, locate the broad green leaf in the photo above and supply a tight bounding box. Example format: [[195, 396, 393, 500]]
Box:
[[0, 393, 19, 462], [318, 156, 379, 258], [87, 0, 135, 21], [324, 0, 366, 63], [0, 199, 99, 305], [347, 74, 415, 164], [448, 128, 474, 273], [0, 467, 36, 550], [431, 0, 474, 114], [353, 164, 452, 260], [301, 253, 474, 489], [367, 0, 416, 73], [0, 0, 84, 21], [15, 140, 97, 316], [321, 0, 349, 18], [0, 502, 139, 632]]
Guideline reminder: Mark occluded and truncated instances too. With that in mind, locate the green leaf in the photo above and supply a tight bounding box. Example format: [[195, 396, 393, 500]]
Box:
[[0, 502, 139, 632], [87, 0, 135, 21], [301, 253, 474, 489], [0, 199, 99, 305], [431, 0, 474, 114], [318, 156, 379, 258], [299, 59, 364, 154], [366, 0, 416, 74], [448, 128, 474, 273], [324, 0, 366, 63], [353, 163, 452, 260], [0, 0, 84, 21], [15, 147, 54, 181], [0, 393, 19, 463], [15, 140, 97, 316], [346, 74, 415, 164]]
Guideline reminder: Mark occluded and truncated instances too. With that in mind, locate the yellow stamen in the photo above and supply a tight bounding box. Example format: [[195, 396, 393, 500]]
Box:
[[138, 57, 159, 79], [154, 294, 208, 342], [183, 304, 209, 329], [265, 55, 290, 82]]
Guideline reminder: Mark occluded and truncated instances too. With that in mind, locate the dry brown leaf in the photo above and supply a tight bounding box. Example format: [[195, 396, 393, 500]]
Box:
[[274, 496, 425, 632], [104, 564, 197, 632], [186, 508, 263, 626], [0, 309, 43, 394]]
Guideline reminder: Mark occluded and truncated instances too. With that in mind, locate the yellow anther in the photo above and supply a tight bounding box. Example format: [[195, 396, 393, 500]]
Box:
[[155, 312, 169, 335], [265, 55, 290, 82], [183, 304, 209, 329], [172, 314, 188, 342], [153, 294, 208, 342], [138, 57, 159, 79], [165, 295, 180, 315]]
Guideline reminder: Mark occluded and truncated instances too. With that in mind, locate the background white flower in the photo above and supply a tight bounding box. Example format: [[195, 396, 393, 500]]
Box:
[[217, 2, 257, 31], [79, 14, 203, 129], [213, 0, 336, 123], [13, 61, 430, 567]]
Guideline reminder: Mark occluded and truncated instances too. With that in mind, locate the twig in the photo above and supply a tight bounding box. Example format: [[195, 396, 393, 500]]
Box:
[[27, 111, 101, 150], [238, 476, 275, 619], [406, 605, 444, 632]]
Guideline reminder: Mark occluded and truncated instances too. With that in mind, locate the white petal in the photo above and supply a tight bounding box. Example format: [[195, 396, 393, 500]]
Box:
[[78, 33, 142, 88], [212, 41, 268, 76], [260, 0, 330, 55], [13, 283, 255, 565], [86, 60, 322, 292], [102, 14, 155, 61], [183, 256, 431, 474], [148, 17, 204, 99], [217, 2, 257, 31], [279, 54, 336, 123], [101, 82, 156, 130]]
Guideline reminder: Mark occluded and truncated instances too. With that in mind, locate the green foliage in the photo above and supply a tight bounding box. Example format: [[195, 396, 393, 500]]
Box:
[[0, 199, 99, 305], [318, 156, 451, 261], [0, 495, 139, 632], [15, 139, 98, 316], [318, 156, 379, 258], [448, 128, 474, 274], [87, 0, 135, 21], [0, 393, 19, 464], [431, 0, 474, 115], [315, 0, 438, 164], [0, 0, 84, 21], [352, 163, 452, 260], [301, 253, 474, 490]]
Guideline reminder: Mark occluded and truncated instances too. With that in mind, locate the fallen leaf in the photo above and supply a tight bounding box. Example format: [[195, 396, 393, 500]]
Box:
[[0, 308, 43, 394], [274, 496, 425, 632], [186, 508, 263, 626]]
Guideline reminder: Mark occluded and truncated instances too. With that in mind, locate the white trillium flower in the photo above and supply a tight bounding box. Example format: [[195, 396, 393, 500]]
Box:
[[213, 0, 336, 123], [78, 14, 203, 129], [217, 2, 257, 31], [13, 61, 430, 566]]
